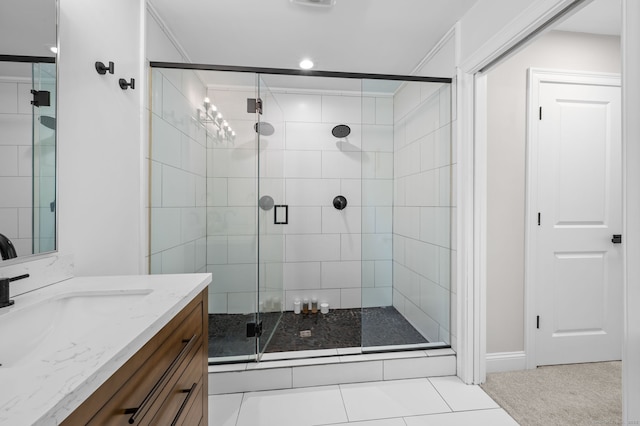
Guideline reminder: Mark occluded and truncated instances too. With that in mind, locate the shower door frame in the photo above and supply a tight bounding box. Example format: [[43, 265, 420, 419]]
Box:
[[149, 62, 454, 362], [255, 74, 287, 360]]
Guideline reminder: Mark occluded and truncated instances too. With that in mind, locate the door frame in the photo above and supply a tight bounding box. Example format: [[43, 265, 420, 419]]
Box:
[[456, 0, 640, 422], [524, 68, 622, 369]]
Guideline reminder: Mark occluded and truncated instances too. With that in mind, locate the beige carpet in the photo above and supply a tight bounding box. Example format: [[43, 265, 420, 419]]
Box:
[[480, 361, 621, 426]]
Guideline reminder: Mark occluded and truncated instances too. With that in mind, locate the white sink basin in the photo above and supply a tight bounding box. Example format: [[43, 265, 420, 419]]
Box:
[[0, 289, 152, 368]]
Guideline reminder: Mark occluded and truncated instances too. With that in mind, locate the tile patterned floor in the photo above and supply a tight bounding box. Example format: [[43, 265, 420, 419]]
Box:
[[208, 376, 518, 426], [209, 307, 429, 358]]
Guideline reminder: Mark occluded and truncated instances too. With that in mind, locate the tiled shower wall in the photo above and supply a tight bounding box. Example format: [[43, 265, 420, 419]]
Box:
[[206, 85, 395, 314], [150, 72, 454, 345], [392, 83, 452, 344], [205, 84, 259, 315], [149, 69, 208, 278], [0, 77, 34, 256]]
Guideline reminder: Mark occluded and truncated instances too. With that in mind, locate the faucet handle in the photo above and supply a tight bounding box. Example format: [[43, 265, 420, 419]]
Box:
[[0, 274, 29, 308], [8, 274, 29, 282], [0, 278, 14, 308]]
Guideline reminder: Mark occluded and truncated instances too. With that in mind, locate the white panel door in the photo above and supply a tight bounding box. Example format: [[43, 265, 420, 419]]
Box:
[[532, 71, 622, 366]]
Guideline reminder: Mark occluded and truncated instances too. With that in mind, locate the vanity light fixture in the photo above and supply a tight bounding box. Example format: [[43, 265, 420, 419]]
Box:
[[299, 59, 314, 70], [197, 98, 235, 143]]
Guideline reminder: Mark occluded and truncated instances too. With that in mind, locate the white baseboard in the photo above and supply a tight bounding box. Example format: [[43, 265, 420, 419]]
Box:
[[486, 351, 527, 373]]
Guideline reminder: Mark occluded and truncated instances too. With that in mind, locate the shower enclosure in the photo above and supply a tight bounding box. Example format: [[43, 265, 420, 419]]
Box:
[[149, 64, 454, 364]]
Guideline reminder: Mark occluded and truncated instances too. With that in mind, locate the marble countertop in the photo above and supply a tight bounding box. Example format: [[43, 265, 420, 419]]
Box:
[[0, 273, 211, 426]]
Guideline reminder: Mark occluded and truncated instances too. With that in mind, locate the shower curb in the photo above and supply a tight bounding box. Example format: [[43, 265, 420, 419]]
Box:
[[208, 349, 455, 394]]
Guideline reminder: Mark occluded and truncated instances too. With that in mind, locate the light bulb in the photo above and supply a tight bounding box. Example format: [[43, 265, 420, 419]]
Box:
[[299, 59, 314, 70]]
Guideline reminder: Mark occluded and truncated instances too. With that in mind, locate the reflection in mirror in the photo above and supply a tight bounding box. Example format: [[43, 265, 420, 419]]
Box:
[[0, 0, 57, 262], [0, 61, 57, 259]]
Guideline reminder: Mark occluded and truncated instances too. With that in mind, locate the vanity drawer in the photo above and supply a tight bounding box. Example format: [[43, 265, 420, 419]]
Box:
[[61, 290, 208, 426], [147, 349, 204, 425]]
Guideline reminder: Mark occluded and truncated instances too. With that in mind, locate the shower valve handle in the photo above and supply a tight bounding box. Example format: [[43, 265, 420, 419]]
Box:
[[333, 195, 347, 210]]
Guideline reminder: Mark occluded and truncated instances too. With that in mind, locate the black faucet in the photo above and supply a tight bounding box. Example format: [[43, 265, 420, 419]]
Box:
[[0, 274, 29, 308], [0, 233, 17, 261]]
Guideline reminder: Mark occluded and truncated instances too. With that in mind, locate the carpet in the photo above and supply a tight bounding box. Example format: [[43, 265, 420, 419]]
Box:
[[480, 361, 622, 426]]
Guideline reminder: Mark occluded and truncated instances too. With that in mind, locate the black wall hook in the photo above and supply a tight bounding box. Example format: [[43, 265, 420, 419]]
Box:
[[119, 78, 135, 90], [95, 61, 114, 75]]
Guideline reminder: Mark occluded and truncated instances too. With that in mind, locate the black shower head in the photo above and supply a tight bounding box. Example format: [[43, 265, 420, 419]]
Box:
[[332, 124, 350, 138]]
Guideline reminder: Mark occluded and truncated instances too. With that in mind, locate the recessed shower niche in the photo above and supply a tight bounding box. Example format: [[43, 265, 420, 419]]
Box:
[[149, 65, 454, 363]]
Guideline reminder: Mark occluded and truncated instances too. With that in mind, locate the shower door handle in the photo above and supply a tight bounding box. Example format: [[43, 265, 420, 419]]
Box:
[[274, 205, 288, 225]]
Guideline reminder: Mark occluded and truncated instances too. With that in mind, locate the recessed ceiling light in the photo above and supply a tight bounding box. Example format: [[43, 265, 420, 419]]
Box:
[[299, 59, 314, 70]]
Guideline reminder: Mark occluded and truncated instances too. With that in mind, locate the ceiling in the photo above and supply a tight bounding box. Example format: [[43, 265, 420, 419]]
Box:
[[0, 0, 621, 81], [148, 0, 479, 76], [555, 0, 621, 36], [148, 0, 621, 93]]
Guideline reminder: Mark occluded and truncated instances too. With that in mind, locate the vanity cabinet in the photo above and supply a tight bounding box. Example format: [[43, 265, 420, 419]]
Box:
[[62, 290, 208, 426]]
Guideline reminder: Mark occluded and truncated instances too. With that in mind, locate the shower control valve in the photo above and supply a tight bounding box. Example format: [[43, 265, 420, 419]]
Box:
[[333, 195, 347, 210]]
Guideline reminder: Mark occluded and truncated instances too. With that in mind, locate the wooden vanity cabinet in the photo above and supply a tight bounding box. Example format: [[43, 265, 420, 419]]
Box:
[[62, 290, 208, 426]]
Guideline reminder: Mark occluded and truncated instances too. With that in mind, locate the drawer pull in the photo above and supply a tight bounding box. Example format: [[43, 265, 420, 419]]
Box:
[[127, 334, 198, 424], [170, 383, 198, 426]]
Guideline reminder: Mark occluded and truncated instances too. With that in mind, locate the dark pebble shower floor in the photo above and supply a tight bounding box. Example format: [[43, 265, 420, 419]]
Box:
[[208, 306, 429, 358]]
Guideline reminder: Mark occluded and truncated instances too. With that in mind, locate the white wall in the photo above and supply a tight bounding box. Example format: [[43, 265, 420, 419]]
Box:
[[486, 30, 621, 354], [57, 0, 146, 276]]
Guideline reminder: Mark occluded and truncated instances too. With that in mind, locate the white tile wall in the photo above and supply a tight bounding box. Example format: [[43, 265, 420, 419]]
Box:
[[362, 287, 392, 307], [0, 115, 31, 146], [292, 361, 383, 388], [150, 70, 208, 277], [321, 95, 361, 124], [285, 178, 340, 206], [284, 262, 321, 290], [273, 93, 322, 123], [321, 261, 361, 288], [151, 75, 453, 348], [0, 79, 34, 256], [321, 206, 361, 234], [393, 82, 453, 346], [284, 150, 321, 178], [285, 234, 341, 262], [209, 368, 293, 395]]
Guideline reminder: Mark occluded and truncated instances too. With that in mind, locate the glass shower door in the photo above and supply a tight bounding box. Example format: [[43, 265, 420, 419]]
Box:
[[31, 62, 56, 255], [256, 75, 286, 359]]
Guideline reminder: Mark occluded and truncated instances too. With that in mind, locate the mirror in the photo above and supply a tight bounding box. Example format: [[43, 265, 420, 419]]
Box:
[[0, 0, 57, 261]]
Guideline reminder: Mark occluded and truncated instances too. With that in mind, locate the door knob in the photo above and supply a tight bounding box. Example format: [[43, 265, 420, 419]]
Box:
[[612, 234, 622, 244]]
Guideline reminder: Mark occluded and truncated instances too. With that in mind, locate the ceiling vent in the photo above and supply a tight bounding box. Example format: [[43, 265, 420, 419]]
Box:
[[290, 0, 336, 7]]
